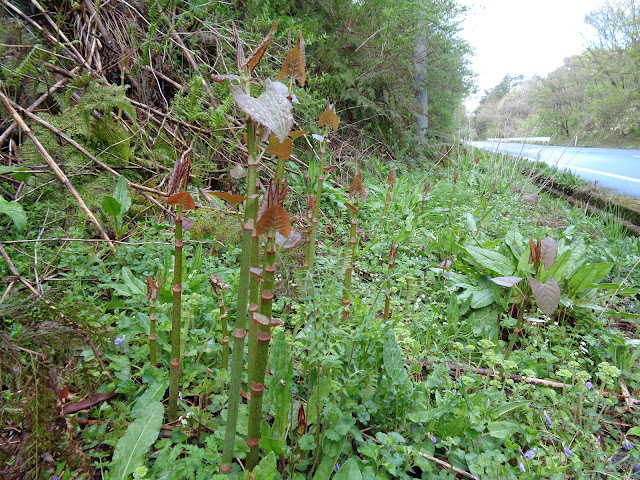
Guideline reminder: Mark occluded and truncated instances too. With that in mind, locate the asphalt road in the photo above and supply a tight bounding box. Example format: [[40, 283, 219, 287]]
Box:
[[469, 141, 640, 200]]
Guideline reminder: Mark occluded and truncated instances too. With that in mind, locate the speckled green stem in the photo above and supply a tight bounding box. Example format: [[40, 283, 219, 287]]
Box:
[[168, 205, 183, 422]]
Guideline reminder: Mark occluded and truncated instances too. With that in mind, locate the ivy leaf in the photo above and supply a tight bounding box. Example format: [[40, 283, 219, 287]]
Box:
[[0, 197, 26, 231], [109, 402, 164, 480], [530, 275, 561, 316], [265, 134, 293, 160], [230, 79, 293, 142], [540, 237, 558, 269], [256, 205, 291, 237], [166, 192, 195, 209], [277, 31, 306, 86]]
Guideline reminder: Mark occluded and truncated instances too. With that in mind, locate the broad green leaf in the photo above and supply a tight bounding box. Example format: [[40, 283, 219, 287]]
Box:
[[121, 267, 146, 296], [246, 451, 277, 480], [383, 331, 408, 384], [408, 405, 450, 424], [505, 227, 524, 258], [538, 249, 571, 283], [102, 196, 121, 218], [110, 402, 164, 480], [114, 175, 131, 218], [465, 212, 477, 232], [489, 400, 531, 420], [530, 275, 561, 316], [627, 426, 640, 436], [230, 79, 293, 142], [269, 332, 293, 441], [462, 245, 514, 276], [486, 421, 519, 439], [333, 458, 362, 480], [569, 263, 613, 295], [0, 197, 26, 231], [0, 165, 31, 181], [312, 436, 347, 480], [131, 379, 169, 418]]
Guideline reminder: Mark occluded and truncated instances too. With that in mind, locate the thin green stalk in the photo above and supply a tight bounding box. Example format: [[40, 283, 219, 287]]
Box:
[[168, 205, 184, 422], [305, 130, 328, 272], [221, 118, 259, 473], [504, 297, 526, 361], [342, 202, 359, 319], [149, 298, 157, 366]]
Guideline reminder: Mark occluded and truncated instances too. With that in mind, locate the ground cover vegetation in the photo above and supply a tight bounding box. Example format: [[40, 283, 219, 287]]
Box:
[[469, 0, 640, 148], [2, 1, 640, 479]]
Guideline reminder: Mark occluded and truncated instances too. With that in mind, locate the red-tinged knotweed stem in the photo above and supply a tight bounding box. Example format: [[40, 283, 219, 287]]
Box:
[[168, 205, 184, 422], [221, 117, 259, 473], [246, 231, 278, 470], [342, 201, 359, 319], [381, 182, 394, 230]]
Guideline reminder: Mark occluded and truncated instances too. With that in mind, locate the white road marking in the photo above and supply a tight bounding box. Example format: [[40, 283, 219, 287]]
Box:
[[557, 164, 640, 184]]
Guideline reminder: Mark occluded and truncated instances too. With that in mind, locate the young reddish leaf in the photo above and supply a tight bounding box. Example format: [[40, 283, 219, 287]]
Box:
[[473, 157, 481, 165], [529, 238, 538, 264], [256, 205, 291, 237], [244, 21, 279, 73], [252, 311, 270, 326], [529, 275, 561, 316], [349, 172, 367, 201], [230, 164, 247, 179], [208, 191, 247, 206], [540, 237, 558, 268], [230, 79, 293, 142], [265, 134, 293, 160], [317, 107, 339, 130], [386, 167, 396, 188], [167, 155, 191, 195], [211, 74, 242, 83], [166, 192, 196, 209], [209, 273, 229, 293], [344, 202, 359, 214], [277, 31, 306, 86], [289, 130, 308, 139], [491, 276, 523, 287], [232, 22, 246, 70], [258, 180, 288, 221], [297, 404, 306, 435]]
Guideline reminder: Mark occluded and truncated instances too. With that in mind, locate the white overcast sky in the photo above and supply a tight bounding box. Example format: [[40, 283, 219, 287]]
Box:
[[458, 0, 606, 111]]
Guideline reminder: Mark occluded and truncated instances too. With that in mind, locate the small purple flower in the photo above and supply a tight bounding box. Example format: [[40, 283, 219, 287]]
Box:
[[519, 462, 525, 473], [624, 439, 633, 451], [431, 436, 437, 444], [545, 415, 553, 427], [594, 343, 600, 349], [548, 437, 556, 446], [114, 336, 124, 346], [524, 448, 536, 460], [586, 381, 593, 390], [564, 446, 572, 457], [633, 463, 640, 473], [333, 463, 341, 473]]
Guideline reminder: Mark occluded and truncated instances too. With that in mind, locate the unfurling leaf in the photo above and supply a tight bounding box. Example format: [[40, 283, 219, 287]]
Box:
[[349, 172, 367, 201], [232, 22, 246, 70], [208, 191, 247, 206], [277, 31, 306, 86], [258, 180, 288, 221], [166, 192, 195, 209], [266, 134, 293, 159], [491, 276, 523, 287], [244, 21, 279, 73], [317, 106, 339, 130], [167, 155, 191, 195], [230, 79, 293, 142], [386, 167, 396, 188], [540, 237, 558, 268], [529, 275, 561, 316], [209, 273, 229, 293], [529, 238, 539, 264], [256, 205, 291, 237]]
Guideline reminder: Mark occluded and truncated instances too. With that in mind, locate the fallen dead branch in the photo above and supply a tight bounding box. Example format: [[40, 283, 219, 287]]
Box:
[[0, 89, 116, 253]]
